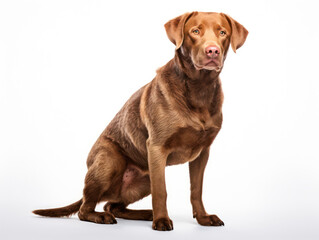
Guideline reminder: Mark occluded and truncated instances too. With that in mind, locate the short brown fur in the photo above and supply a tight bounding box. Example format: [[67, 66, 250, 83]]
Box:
[[33, 12, 248, 231]]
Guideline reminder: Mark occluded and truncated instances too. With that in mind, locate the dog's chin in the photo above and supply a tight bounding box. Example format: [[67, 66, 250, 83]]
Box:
[[193, 63, 222, 72], [193, 59, 223, 72]]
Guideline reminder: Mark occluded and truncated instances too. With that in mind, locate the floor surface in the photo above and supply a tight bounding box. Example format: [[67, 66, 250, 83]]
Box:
[[1, 206, 318, 240]]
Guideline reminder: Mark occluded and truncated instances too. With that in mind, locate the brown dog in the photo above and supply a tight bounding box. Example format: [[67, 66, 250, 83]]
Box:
[[33, 12, 248, 231]]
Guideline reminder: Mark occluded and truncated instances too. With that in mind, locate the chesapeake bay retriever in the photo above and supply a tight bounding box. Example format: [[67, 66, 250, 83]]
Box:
[[33, 12, 248, 231]]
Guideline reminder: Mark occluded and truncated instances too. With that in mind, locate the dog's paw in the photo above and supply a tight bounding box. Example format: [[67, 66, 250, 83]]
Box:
[[196, 214, 224, 226], [95, 212, 117, 224], [152, 217, 173, 231], [79, 212, 117, 224]]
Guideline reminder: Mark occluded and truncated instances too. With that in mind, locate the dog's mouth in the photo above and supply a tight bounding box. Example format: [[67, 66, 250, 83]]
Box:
[[193, 59, 222, 72]]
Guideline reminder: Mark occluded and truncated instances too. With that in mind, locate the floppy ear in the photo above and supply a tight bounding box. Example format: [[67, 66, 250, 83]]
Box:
[[164, 12, 194, 50], [221, 13, 248, 53]]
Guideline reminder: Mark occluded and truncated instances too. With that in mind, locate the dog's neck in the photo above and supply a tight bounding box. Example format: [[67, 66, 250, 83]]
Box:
[[171, 50, 222, 110]]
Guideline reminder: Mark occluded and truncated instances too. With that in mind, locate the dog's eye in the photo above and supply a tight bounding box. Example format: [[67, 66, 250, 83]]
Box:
[[220, 30, 226, 36], [192, 29, 200, 35]]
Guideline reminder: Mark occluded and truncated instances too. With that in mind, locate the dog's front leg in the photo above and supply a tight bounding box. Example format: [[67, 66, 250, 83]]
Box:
[[189, 148, 224, 226], [147, 141, 173, 231]]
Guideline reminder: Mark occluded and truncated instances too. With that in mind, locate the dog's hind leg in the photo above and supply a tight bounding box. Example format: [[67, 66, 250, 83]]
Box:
[[78, 141, 126, 224], [103, 166, 152, 221], [104, 202, 153, 221]]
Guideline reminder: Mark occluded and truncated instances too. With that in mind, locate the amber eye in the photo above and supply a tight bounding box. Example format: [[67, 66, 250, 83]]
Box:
[[220, 30, 226, 36], [192, 29, 200, 35]]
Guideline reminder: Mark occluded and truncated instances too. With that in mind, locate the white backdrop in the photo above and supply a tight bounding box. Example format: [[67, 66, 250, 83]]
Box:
[[1, 0, 318, 239]]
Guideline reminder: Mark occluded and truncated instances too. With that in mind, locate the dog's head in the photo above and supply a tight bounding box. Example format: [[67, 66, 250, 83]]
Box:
[[165, 12, 248, 72]]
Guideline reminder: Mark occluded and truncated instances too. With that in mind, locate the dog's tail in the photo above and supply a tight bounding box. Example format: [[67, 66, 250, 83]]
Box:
[[32, 199, 83, 217]]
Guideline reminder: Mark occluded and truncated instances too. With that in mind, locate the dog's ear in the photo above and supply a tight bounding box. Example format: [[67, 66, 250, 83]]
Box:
[[221, 13, 248, 53], [164, 12, 194, 50]]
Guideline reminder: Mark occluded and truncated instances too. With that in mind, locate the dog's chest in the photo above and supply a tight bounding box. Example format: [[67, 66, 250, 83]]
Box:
[[165, 112, 222, 165]]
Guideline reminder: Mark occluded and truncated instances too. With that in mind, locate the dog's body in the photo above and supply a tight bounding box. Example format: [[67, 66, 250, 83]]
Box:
[[33, 12, 248, 231]]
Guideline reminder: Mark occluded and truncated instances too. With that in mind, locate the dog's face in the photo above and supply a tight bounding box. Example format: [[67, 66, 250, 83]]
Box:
[[165, 12, 248, 72]]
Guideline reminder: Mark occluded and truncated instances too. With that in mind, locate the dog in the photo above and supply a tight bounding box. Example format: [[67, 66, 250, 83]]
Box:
[[33, 11, 248, 231]]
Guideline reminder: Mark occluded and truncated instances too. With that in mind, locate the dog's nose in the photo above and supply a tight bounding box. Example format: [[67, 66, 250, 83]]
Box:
[[205, 45, 220, 58]]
